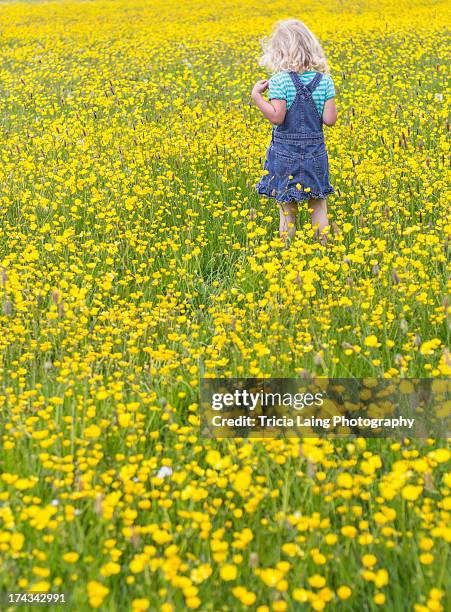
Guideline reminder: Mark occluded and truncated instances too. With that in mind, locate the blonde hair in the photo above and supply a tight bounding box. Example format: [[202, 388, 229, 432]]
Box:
[[259, 19, 329, 74]]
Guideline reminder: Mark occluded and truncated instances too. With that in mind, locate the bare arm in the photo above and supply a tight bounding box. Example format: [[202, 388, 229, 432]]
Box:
[[322, 98, 337, 126], [251, 79, 287, 126]]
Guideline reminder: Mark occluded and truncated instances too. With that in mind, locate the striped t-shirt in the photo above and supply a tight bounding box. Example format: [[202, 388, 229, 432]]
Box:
[[268, 71, 335, 120]]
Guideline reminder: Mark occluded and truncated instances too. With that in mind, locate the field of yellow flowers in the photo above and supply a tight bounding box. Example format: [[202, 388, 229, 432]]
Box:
[[0, 0, 450, 610]]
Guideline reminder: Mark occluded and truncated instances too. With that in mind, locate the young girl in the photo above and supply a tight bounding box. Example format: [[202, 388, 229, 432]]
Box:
[[252, 19, 337, 242]]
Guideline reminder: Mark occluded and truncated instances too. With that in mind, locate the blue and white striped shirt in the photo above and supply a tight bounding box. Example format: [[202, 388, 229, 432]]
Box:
[[268, 71, 335, 119]]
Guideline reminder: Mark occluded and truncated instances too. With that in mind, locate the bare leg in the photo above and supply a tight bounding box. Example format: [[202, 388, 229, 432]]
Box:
[[309, 198, 329, 244], [279, 200, 298, 240]]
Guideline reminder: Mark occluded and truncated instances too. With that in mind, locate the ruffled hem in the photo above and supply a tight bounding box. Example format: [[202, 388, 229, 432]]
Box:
[[255, 181, 334, 203]]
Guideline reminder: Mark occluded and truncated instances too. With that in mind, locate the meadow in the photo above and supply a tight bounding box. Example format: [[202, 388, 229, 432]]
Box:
[[0, 0, 450, 610]]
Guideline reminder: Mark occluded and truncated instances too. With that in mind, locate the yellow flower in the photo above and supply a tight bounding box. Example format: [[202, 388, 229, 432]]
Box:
[[364, 334, 381, 348], [10, 532, 24, 552], [337, 472, 353, 488], [401, 484, 422, 501], [281, 543, 298, 557], [429, 448, 450, 463], [318, 587, 333, 602], [14, 478, 35, 490], [220, 564, 237, 581], [337, 586, 352, 600], [362, 570, 376, 582], [191, 563, 212, 583], [152, 529, 172, 545], [242, 592, 256, 606], [362, 554, 377, 568], [308, 574, 326, 589], [232, 470, 251, 495], [100, 562, 121, 577], [341, 525, 357, 538], [325, 534, 337, 545], [87, 581, 109, 608], [258, 568, 284, 587], [32, 566, 50, 578], [130, 557, 146, 574], [233, 588, 257, 606], [84, 425, 101, 439], [374, 569, 389, 587], [132, 599, 150, 611], [312, 552, 326, 565], [293, 588, 310, 602], [374, 593, 386, 605], [185, 597, 201, 609], [63, 552, 79, 563], [118, 413, 132, 427], [205, 449, 221, 466], [419, 537, 433, 550], [29, 581, 50, 593]]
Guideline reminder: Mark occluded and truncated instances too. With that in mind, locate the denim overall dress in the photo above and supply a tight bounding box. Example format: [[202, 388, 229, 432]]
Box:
[[255, 71, 334, 203]]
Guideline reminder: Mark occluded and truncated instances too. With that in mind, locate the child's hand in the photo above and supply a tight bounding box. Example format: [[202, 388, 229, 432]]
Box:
[[251, 79, 269, 99]]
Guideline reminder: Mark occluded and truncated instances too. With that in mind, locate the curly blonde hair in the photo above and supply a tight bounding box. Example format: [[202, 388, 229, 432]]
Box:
[[259, 19, 329, 74]]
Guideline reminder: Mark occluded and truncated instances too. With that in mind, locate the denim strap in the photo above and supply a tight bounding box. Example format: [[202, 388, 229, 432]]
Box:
[[288, 71, 305, 94], [289, 71, 324, 95], [306, 72, 323, 93]]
